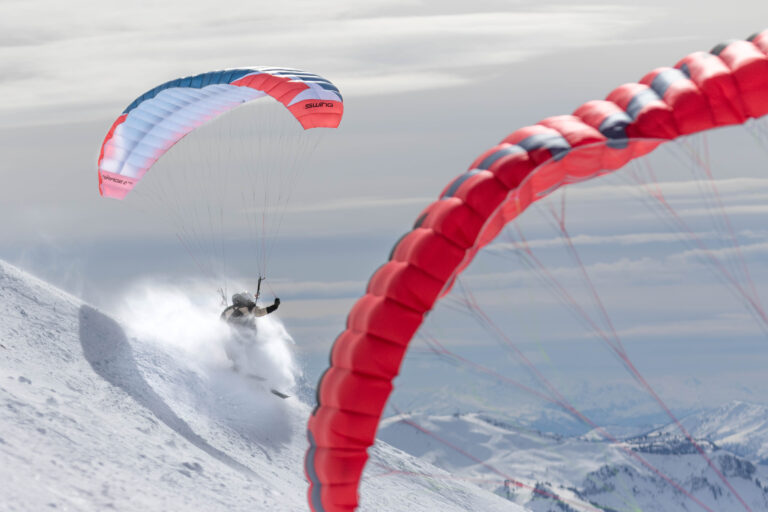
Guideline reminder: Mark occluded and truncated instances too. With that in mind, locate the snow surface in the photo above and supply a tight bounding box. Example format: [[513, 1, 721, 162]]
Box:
[[0, 260, 524, 511]]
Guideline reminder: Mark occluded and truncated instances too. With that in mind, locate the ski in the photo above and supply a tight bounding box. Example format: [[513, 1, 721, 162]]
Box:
[[241, 372, 290, 399], [270, 389, 290, 399]]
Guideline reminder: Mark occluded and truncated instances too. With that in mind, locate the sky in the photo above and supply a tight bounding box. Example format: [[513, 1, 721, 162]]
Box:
[[2, 0, 768, 421]]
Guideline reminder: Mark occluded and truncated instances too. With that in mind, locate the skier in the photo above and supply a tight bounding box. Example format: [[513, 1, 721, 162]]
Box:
[[220, 292, 280, 326], [220, 290, 289, 399]]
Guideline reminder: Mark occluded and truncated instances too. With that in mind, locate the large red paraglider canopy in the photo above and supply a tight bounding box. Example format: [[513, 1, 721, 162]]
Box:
[[306, 30, 768, 512]]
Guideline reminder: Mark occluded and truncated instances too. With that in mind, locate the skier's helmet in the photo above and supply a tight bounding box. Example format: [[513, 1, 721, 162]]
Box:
[[232, 292, 255, 308]]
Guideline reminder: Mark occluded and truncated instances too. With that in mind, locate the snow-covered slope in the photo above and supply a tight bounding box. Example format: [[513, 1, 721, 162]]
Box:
[[0, 260, 523, 512], [378, 411, 768, 512]]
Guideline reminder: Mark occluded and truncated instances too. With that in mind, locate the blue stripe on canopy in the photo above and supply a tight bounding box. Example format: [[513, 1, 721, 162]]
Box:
[[122, 68, 345, 113], [123, 69, 256, 114]]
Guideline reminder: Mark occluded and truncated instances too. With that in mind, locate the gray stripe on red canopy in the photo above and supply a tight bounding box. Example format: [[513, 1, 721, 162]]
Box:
[[475, 145, 525, 170], [650, 68, 690, 98], [625, 88, 663, 120], [710, 40, 739, 56], [598, 112, 632, 148], [442, 169, 483, 198], [517, 132, 571, 161]]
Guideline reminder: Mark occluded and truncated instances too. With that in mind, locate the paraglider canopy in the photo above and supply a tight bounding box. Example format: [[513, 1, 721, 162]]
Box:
[[96, 66, 344, 287], [97, 67, 343, 199], [305, 29, 768, 512]]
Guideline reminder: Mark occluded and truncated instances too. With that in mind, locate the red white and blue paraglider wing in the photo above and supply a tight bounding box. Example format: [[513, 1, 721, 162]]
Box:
[[97, 67, 343, 199]]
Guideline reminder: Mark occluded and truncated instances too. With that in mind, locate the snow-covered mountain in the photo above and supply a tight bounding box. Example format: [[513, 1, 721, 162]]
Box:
[[379, 410, 768, 511], [659, 402, 768, 466], [0, 260, 523, 512]]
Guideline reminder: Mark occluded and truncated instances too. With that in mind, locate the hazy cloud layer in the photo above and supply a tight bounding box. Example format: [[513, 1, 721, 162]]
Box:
[[3, 1, 768, 400], [0, 1, 650, 123]]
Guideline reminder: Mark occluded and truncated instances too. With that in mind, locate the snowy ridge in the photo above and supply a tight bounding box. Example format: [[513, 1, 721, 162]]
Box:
[[0, 260, 523, 511], [657, 401, 768, 465]]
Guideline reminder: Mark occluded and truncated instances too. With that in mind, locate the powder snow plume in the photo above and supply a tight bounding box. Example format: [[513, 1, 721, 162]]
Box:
[[116, 280, 300, 395]]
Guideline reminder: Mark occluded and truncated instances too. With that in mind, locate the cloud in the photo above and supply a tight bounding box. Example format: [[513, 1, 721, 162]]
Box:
[[440, 228, 768, 338], [279, 196, 434, 214], [546, 177, 768, 205], [603, 314, 762, 340], [0, 1, 653, 122], [489, 229, 768, 263], [266, 277, 366, 298], [454, 255, 681, 299], [489, 230, 724, 251], [466, 235, 768, 298], [669, 240, 768, 264], [278, 297, 357, 321], [676, 205, 768, 217]]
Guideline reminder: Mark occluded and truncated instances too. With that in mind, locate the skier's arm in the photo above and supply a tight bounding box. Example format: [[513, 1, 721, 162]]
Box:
[[266, 297, 280, 314], [244, 298, 280, 317]]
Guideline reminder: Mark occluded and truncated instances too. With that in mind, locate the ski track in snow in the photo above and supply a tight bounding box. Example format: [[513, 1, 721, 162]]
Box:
[[0, 260, 523, 512]]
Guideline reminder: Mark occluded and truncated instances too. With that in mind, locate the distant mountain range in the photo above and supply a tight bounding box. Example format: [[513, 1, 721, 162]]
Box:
[[379, 404, 768, 511]]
